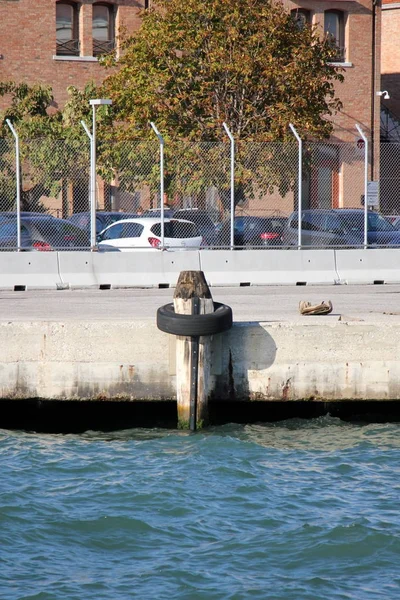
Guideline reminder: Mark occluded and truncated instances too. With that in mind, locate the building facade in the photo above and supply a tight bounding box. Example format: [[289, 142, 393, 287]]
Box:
[[280, 1, 382, 212], [0, 0, 383, 215], [381, 0, 400, 120], [0, 0, 144, 110]]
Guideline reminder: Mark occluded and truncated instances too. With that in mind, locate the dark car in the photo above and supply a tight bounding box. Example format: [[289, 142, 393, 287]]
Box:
[[386, 215, 400, 230], [216, 216, 287, 247], [0, 211, 55, 221], [283, 209, 400, 247], [172, 209, 218, 246], [67, 211, 141, 235], [141, 208, 176, 219], [0, 217, 89, 250]]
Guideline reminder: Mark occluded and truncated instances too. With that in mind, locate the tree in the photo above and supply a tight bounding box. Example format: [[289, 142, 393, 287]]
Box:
[[99, 0, 344, 210], [0, 82, 110, 212], [100, 0, 344, 141]]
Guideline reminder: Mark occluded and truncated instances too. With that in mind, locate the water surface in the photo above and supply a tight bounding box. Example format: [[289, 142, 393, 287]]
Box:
[[2, 417, 400, 599]]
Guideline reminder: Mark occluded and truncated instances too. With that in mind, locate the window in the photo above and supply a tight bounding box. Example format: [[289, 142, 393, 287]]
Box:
[[101, 223, 123, 240], [93, 4, 115, 56], [291, 9, 311, 30], [151, 222, 199, 238], [324, 10, 345, 62], [325, 215, 344, 234], [56, 2, 79, 56], [121, 223, 144, 238]]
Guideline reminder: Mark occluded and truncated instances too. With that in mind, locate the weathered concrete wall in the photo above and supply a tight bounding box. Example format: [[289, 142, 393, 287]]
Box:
[[2, 319, 400, 402]]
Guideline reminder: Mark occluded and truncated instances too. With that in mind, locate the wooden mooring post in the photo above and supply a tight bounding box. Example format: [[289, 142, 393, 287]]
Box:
[[174, 271, 214, 430]]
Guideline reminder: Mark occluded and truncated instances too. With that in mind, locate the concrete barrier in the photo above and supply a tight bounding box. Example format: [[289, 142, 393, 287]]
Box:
[[92, 250, 201, 288], [200, 249, 338, 286], [3, 248, 399, 290], [335, 249, 400, 284], [57, 252, 97, 288], [0, 252, 62, 290]]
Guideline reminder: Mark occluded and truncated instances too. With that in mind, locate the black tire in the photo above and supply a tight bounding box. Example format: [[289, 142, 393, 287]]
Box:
[[157, 301, 233, 336]]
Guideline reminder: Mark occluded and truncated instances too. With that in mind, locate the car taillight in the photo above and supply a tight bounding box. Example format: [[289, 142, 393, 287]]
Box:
[[33, 241, 52, 251], [260, 232, 280, 240], [200, 237, 207, 247], [148, 237, 161, 248]]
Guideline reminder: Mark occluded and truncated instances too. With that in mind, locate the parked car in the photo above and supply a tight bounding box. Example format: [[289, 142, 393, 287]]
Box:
[[141, 208, 176, 219], [97, 217, 203, 251], [0, 211, 55, 221], [216, 216, 287, 247], [0, 216, 89, 250], [283, 209, 400, 247], [172, 209, 218, 246], [385, 215, 400, 229], [67, 211, 141, 235]]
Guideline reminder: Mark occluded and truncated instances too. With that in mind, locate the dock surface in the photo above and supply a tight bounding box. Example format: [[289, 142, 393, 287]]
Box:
[[2, 284, 400, 403], [1, 284, 400, 323]]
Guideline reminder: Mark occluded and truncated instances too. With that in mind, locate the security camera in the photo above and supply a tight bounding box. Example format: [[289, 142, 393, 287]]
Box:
[[377, 90, 390, 100]]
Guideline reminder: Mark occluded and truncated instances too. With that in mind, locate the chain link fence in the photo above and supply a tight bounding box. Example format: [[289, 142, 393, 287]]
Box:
[[283, 141, 369, 248], [380, 143, 400, 227], [1, 134, 398, 250]]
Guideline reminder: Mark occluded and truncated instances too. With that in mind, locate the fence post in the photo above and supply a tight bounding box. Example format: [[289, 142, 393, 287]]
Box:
[[5, 119, 21, 251], [150, 122, 165, 248], [81, 120, 95, 249], [356, 124, 369, 249], [223, 123, 235, 249], [289, 124, 302, 249]]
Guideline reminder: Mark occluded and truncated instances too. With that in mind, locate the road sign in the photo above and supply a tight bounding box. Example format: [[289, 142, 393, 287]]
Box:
[[367, 181, 379, 208]]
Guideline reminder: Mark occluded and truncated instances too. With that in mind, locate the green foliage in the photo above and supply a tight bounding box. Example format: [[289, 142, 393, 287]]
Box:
[[101, 0, 344, 142], [98, 0, 345, 206], [0, 81, 53, 124], [0, 82, 106, 208]]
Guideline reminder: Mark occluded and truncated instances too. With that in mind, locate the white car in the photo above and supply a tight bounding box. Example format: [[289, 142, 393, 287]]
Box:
[[97, 217, 203, 251]]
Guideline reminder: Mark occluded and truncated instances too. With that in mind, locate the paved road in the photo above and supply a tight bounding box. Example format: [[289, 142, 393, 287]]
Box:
[[1, 284, 400, 323]]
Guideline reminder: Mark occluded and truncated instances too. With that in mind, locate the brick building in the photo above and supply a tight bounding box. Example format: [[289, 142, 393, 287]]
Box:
[[279, 1, 382, 212], [0, 0, 383, 214], [379, 0, 400, 214], [381, 0, 400, 117], [381, 0, 400, 135], [0, 0, 144, 110]]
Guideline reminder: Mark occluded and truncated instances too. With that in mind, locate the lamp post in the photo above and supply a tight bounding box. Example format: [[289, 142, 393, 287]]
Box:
[[222, 123, 235, 250], [5, 119, 21, 251], [150, 122, 165, 247], [356, 124, 369, 249], [89, 98, 112, 249]]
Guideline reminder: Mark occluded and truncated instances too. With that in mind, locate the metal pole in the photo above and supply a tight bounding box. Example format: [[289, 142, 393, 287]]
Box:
[[223, 122, 235, 249], [150, 122, 165, 248], [289, 124, 302, 249], [5, 119, 21, 251], [91, 104, 97, 250], [356, 124, 369, 249], [81, 120, 93, 249]]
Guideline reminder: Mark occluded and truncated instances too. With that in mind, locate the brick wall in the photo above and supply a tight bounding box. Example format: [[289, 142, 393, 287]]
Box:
[[285, 1, 380, 143], [0, 1, 380, 142], [0, 0, 143, 109], [381, 0, 400, 119]]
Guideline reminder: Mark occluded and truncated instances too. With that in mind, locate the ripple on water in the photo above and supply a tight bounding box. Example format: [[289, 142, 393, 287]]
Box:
[[1, 417, 400, 600]]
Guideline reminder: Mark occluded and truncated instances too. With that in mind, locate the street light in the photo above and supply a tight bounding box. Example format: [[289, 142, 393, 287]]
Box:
[[89, 98, 112, 249], [376, 90, 390, 100]]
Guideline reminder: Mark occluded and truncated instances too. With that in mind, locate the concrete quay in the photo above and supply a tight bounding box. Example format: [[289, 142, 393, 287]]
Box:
[[1, 284, 400, 404]]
